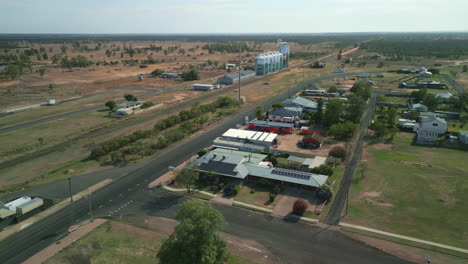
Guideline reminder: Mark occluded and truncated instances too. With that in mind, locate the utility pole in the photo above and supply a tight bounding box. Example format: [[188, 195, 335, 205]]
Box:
[[87, 194, 94, 222], [238, 43, 241, 105], [68, 177, 73, 202]]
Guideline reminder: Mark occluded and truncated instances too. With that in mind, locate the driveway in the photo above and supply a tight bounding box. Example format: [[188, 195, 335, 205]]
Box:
[[272, 187, 320, 217]]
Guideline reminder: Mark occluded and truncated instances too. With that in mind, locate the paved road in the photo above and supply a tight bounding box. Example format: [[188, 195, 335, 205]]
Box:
[[100, 189, 412, 264], [324, 95, 378, 225], [441, 74, 465, 94], [0, 73, 408, 264]]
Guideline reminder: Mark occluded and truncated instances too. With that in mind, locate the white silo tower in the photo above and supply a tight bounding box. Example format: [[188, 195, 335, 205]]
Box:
[[255, 54, 266, 75], [278, 42, 290, 68]]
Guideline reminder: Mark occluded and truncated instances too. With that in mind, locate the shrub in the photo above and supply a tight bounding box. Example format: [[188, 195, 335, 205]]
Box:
[[311, 164, 334, 176], [257, 179, 273, 189], [151, 69, 164, 77], [292, 199, 309, 216], [329, 146, 346, 161], [233, 186, 240, 195], [269, 193, 276, 202], [197, 149, 208, 157], [140, 102, 154, 109], [317, 184, 333, 201], [272, 184, 282, 194]]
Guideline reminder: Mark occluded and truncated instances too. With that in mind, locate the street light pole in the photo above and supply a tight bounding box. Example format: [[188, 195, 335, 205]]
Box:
[[68, 177, 73, 202], [87, 194, 94, 222], [238, 44, 241, 105]]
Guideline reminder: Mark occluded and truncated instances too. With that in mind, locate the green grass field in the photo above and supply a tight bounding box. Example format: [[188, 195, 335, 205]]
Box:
[[348, 133, 468, 248], [46, 221, 258, 264]]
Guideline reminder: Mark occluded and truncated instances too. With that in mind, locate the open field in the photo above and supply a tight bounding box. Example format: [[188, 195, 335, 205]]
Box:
[[347, 132, 468, 248], [45, 220, 259, 264], [0, 40, 334, 109]]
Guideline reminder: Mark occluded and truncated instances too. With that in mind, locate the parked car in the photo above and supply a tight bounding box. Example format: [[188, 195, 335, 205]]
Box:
[[223, 186, 235, 196]]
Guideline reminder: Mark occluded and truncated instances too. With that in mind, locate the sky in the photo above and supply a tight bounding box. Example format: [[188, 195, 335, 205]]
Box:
[[0, 0, 467, 34]]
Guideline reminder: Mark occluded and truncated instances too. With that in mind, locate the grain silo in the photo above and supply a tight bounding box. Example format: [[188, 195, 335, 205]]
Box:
[[278, 41, 290, 68], [255, 54, 266, 75]]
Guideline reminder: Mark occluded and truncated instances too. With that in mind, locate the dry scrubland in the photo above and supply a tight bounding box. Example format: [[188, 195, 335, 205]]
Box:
[[0, 41, 333, 109]]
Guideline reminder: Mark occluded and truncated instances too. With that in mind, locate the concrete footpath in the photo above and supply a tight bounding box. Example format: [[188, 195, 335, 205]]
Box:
[[22, 219, 108, 264], [340, 222, 468, 255]]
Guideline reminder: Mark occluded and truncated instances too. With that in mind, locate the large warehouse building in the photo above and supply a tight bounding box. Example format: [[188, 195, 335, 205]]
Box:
[[217, 70, 256, 85]]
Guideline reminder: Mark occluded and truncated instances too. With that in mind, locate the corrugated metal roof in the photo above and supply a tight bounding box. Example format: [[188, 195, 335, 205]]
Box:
[[222, 129, 277, 143], [287, 156, 305, 163], [250, 120, 294, 128], [224, 70, 255, 79], [269, 108, 298, 117]]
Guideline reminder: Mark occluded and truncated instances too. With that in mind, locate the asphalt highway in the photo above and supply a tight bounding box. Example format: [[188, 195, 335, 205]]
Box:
[[324, 95, 378, 225], [0, 72, 405, 264]]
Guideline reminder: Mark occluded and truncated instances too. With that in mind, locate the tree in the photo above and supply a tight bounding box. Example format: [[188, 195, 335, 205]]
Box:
[[105, 100, 116, 111], [377, 61, 385, 68], [255, 106, 265, 120], [175, 169, 199, 193], [311, 164, 334, 176], [463, 65, 468, 73], [423, 93, 438, 111], [37, 68, 46, 77], [350, 82, 371, 101], [329, 121, 357, 140], [141, 102, 154, 109], [328, 86, 338, 93], [197, 149, 208, 157], [181, 69, 200, 81], [346, 95, 366, 123], [157, 200, 228, 264], [317, 184, 333, 201], [323, 99, 343, 127], [292, 199, 309, 216], [124, 94, 138, 101], [272, 102, 284, 110], [37, 137, 44, 145], [372, 119, 389, 139], [151, 69, 164, 77], [329, 146, 346, 161], [61, 44, 67, 54], [410, 88, 428, 103], [315, 98, 324, 125], [5, 64, 20, 79], [386, 106, 398, 127]]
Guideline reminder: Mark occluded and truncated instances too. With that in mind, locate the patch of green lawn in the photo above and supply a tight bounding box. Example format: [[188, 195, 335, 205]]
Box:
[[348, 132, 468, 248], [235, 184, 273, 209]]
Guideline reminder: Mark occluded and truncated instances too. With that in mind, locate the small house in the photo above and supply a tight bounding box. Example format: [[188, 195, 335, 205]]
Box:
[[434, 92, 454, 103], [282, 96, 319, 113], [458, 130, 468, 144], [193, 84, 215, 91], [409, 103, 428, 112], [161, 72, 179, 79], [268, 108, 300, 123], [414, 116, 447, 135], [47, 99, 56, 105], [416, 130, 438, 145]]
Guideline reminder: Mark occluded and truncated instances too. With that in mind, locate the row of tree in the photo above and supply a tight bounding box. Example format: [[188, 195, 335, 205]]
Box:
[[90, 96, 237, 161]]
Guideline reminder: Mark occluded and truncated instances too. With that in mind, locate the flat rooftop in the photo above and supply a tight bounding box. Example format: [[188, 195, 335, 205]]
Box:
[[222, 128, 277, 143]]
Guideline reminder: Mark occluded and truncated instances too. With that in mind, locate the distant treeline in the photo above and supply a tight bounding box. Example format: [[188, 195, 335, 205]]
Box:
[[0, 33, 383, 45], [202, 43, 254, 53], [361, 36, 468, 58]]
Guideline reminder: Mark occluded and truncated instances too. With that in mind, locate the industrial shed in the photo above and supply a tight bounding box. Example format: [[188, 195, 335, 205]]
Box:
[[218, 70, 256, 85]]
